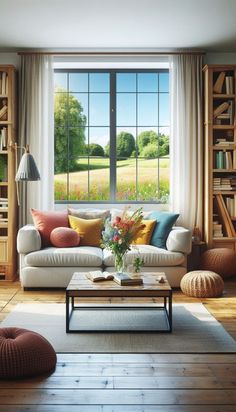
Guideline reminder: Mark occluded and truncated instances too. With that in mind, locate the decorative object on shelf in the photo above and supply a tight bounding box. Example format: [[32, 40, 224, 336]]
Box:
[[0, 327, 57, 379], [101, 207, 144, 274], [180, 270, 224, 298], [200, 248, 236, 279]]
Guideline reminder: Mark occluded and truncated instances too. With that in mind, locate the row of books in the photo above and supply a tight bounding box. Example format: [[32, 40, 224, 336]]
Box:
[[214, 150, 236, 169], [213, 176, 236, 191], [213, 100, 234, 124], [0, 127, 7, 150], [225, 195, 236, 217], [0, 72, 8, 95], [0, 198, 8, 208], [213, 72, 234, 94]]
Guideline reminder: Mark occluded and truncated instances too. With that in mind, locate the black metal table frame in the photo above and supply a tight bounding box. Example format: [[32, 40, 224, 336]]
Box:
[[66, 291, 172, 333]]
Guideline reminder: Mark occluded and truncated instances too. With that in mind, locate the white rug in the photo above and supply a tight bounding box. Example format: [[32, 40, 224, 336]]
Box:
[[1, 302, 236, 353]]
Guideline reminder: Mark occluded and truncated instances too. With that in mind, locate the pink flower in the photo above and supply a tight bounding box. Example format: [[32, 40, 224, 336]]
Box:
[[113, 235, 119, 242], [115, 216, 121, 223]]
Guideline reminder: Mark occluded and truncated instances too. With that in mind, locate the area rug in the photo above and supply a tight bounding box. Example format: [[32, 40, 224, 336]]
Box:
[[1, 302, 236, 353]]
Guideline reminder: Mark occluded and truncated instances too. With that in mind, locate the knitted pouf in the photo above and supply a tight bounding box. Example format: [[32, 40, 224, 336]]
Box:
[[180, 271, 224, 298], [200, 248, 236, 279], [0, 328, 57, 379]]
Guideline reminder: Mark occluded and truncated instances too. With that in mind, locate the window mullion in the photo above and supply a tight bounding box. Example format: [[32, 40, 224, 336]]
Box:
[[110, 72, 116, 202]]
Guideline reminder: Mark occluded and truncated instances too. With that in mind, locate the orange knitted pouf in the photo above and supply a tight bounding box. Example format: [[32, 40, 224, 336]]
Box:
[[200, 248, 236, 279], [180, 271, 224, 298], [0, 328, 57, 379]]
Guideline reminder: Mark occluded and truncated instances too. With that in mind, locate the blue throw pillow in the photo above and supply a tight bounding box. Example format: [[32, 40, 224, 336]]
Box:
[[149, 212, 179, 249]]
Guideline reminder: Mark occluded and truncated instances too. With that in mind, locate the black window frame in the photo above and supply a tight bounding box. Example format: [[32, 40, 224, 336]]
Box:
[[54, 68, 169, 204]]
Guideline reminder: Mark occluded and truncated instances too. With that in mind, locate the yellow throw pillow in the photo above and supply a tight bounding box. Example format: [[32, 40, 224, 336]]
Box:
[[131, 219, 156, 245], [68, 215, 103, 247]]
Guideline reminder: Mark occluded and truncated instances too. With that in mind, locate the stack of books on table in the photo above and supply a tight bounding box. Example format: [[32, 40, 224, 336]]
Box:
[[86, 271, 143, 286], [215, 138, 234, 147]]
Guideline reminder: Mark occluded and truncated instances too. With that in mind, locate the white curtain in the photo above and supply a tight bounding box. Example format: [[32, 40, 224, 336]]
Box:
[[169, 54, 203, 232], [18, 55, 54, 226]]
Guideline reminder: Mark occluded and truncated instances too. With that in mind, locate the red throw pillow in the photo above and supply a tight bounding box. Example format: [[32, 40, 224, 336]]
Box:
[[31, 209, 69, 247], [50, 227, 80, 248]]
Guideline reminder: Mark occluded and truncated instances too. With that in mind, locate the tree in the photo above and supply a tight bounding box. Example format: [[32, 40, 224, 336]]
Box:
[[117, 132, 135, 158], [141, 143, 158, 159], [54, 88, 87, 174], [137, 130, 158, 153], [88, 143, 105, 156]]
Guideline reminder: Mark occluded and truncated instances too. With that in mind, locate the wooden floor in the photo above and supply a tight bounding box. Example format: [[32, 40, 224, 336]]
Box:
[[0, 279, 236, 411]]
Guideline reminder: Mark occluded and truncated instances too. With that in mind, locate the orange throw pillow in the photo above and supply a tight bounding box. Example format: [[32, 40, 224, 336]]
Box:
[[68, 215, 103, 247], [31, 209, 68, 247], [50, 227, 80, 248], [131, 219, 156, 245]]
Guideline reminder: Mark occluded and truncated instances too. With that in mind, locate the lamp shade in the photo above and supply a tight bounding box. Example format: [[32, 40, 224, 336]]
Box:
[[15, 152, 40, 181]]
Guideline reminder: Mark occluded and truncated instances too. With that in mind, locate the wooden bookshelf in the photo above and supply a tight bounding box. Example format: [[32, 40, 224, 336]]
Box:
[[0, 65, 17, 281], [203, 65, 236, 250]]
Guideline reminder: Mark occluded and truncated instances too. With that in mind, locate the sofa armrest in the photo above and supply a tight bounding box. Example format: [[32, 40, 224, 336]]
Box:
[[17, 225, 42, 254], [166, 226, 192, 254]]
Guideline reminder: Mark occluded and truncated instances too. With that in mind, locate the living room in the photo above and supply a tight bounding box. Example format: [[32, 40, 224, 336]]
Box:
[[0, 0, 236, 410]]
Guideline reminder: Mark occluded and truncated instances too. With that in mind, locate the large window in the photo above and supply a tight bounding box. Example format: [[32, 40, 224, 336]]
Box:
[[54, 69, 169, 203]]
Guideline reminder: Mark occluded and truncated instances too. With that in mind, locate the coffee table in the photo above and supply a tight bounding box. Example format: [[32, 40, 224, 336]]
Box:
[[66, 272, 172, 333]]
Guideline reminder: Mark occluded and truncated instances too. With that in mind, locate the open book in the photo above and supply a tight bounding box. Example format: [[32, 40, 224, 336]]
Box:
[[86, 271, 114, 282]]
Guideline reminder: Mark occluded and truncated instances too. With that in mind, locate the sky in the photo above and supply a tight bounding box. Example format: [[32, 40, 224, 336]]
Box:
[[54, 71, 169, 147]]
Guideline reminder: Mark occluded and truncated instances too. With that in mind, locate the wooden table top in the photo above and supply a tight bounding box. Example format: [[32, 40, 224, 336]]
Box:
[[66, 272, 172, 297]]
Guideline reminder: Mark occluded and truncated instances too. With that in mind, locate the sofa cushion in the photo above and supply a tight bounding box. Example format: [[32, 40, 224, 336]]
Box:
[[50, 227, 80, 248], [68, 216, 103, 247], [31, 209, 68, 247], [103, 245, 185, 267], [24, 247, 103, 267], [131, 220, 156, 245], [68, 208, 110, 221], [149, 212, 179, 249]]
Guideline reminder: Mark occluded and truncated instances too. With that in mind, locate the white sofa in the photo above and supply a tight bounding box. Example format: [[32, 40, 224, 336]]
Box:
[[17, 223, 192, 289]]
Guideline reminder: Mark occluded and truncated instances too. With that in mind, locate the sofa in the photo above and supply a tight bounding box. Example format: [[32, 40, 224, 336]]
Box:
[[17, 208, 192, 289]]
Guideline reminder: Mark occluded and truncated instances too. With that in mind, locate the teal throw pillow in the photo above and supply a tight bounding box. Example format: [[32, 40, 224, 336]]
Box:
[[149, 212, 179, 249]]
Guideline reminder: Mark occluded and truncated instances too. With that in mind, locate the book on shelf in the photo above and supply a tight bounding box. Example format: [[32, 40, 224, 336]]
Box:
[[213, 72, 225, 94], [225, 76, 234, 94], [0, 104, 7, 120], [113, 273, 143, 286], [213, 221, 223, 237], [213, 101, 229, 118], [0, 72, 7, 95], [215, 138, 234, 147], [86, 271, 114, 282], [213, 177, 232, 190], [225, 195, 236, 217], [0, 127, 7, 150], [214, 194, 236, 237]]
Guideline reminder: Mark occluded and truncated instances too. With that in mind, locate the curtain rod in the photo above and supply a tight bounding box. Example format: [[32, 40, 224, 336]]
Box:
[[18, 51, 205, 56]]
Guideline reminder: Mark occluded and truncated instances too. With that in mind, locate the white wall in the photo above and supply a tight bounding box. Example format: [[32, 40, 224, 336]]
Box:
[[205, 52, 236, 65], [0, 52, 20, 68]]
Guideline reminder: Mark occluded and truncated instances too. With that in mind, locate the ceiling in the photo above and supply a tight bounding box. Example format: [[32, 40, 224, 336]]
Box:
[[1, 0, 236, 52]]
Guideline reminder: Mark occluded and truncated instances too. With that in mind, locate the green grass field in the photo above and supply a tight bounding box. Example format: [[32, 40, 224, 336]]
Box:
[[54, 157, 170, 202]]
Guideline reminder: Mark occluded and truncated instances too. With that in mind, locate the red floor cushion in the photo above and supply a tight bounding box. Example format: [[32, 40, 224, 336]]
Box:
[[0, 328, 57, 379]]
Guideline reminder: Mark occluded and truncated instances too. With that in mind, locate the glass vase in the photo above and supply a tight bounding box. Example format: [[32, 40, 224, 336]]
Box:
[[114, 253, 126, 274]]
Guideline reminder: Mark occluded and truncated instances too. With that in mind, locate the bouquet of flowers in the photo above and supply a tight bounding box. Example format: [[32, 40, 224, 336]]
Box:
[[101, 207, 144, 273]]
